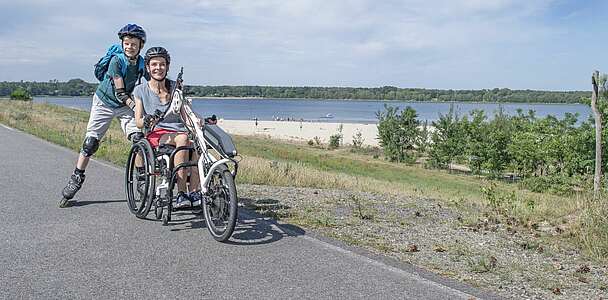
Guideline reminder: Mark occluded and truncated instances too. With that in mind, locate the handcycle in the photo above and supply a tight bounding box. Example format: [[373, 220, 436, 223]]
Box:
[[124, 68, 240, 242]]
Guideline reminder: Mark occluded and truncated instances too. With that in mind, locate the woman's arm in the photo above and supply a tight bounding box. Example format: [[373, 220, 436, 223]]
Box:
[[134, 96, 145, 129]]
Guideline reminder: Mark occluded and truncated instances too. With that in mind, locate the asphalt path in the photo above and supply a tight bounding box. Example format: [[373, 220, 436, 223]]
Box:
[[0, 124, 501, 299]]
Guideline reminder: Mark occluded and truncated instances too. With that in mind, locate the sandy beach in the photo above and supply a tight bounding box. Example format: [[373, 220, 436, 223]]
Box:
[[218, 119, 380, 147]]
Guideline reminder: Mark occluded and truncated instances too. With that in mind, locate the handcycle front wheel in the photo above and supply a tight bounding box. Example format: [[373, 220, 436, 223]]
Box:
[[125, 140, 156, 219], [203, 165, 238, 242]]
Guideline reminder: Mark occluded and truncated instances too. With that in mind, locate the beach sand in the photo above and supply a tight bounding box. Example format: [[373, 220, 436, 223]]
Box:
[[218, 119, 380, 147]]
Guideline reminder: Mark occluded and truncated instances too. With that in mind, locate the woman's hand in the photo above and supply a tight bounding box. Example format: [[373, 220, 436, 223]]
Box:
[[143, 114, 158, 129]]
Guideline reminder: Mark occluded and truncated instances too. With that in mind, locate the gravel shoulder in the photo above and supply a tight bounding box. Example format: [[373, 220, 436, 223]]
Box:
[[240, 184, 608, 299]]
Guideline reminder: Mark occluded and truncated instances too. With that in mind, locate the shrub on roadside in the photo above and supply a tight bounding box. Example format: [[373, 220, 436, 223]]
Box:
[[376, 105, 420, 162], [10, 87, 32, 101], [328, 133, 342, 149], [328, 124, 344, 149], [519, 175, 587, 195], [313, 136, 322, 146], [352, 130, 364, 149]]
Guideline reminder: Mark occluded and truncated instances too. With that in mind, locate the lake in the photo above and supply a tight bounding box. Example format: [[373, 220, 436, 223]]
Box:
[[34, 96, 591, 124]]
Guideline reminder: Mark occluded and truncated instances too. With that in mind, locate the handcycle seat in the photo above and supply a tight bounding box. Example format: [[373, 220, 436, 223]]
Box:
[[204, 124, 237, 158]]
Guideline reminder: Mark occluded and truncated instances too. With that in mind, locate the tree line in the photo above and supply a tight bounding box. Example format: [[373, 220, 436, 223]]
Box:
[[376, 101, 607, 194], [0, 79, 96, 97], [1, 79, 589, 103], [185, 85, 588, 103]]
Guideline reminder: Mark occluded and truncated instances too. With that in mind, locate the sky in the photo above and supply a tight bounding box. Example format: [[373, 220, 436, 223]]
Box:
[[0, 0, 606, 90]]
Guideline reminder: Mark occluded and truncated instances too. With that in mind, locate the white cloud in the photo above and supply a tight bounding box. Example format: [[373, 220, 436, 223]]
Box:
[[174, 0, 558, 56], [0, 0, 595, 89], [353, 41, 387, 56]]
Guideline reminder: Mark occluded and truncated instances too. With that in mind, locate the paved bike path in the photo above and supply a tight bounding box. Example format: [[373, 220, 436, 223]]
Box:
[[0, 124, 500, 299]]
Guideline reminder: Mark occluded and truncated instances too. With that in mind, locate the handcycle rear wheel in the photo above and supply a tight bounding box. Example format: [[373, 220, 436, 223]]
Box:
[[203, 165, 238, 242], [125, 140, 155, 219]]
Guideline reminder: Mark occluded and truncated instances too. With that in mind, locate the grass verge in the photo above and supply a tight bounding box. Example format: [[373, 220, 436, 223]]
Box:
[[1, 100, 606, 262]]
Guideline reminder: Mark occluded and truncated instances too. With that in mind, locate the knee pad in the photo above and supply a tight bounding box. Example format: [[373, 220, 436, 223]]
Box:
[[81, 136, 100, 157], [128, 132, 144, 143]]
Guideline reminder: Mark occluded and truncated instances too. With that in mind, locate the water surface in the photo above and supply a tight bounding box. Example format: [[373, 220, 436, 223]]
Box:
[[34, 96, 591, 124]]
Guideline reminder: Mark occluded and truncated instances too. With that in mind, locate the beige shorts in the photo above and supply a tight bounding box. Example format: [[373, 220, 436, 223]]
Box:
[[84, 94, 141, 139]]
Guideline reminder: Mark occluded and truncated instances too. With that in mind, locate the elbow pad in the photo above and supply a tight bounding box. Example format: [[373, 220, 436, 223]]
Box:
[[115, 87, 130, 103]]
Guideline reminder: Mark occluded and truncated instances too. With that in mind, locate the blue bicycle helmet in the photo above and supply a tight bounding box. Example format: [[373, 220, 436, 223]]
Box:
[[118, 24, 146, 44]]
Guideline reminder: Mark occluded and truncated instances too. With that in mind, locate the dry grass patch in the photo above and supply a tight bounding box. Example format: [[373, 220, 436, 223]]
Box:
[[576, 194, 608, 260]]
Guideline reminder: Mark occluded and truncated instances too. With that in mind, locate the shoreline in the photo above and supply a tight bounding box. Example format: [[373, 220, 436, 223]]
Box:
[[218, 119, 380, 147], [30, 99, 381, 145]]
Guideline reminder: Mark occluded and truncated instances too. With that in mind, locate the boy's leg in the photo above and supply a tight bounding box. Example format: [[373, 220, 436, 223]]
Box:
[[116, 105, 141, 142], [117, 106, 144, 168], [60, 95, 114, 205]]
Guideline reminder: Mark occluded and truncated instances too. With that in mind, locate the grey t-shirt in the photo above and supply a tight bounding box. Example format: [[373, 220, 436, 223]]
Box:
[[132, 80, 186, 132]]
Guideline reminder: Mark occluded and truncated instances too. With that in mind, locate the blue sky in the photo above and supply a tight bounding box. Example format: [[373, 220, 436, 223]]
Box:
[[0, 0, 605, 90]]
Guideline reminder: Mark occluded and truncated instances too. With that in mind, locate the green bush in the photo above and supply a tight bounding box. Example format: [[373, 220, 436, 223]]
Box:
[[10, 87, 32, 101], [352, 130, 364, 148], [519, 175, 585, 195], [428, 105, 465, 168], [376, 105, 420, 162], [328, 133, 342, 149]]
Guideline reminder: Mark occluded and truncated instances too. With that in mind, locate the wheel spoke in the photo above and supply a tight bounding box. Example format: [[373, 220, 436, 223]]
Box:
[[203, 168, 237, 241], [125, 141, 156, 218]]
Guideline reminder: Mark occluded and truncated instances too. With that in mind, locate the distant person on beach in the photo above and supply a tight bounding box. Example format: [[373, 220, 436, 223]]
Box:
[[60, 24, 148, 207]]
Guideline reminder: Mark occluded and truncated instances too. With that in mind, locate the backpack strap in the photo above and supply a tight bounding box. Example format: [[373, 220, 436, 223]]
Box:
[[117, 54, 145, 84], [117, 53, 129, 79], [136, 56, 145, 85]]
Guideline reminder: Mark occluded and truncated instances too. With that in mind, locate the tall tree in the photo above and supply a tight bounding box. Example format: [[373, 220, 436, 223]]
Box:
[[591, 71, 605, 196], [376, 105, 420, 162], [429, 105, 466, 169]]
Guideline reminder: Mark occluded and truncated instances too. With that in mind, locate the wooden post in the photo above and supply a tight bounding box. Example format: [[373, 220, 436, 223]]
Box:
[[591, 71, 602, 197]]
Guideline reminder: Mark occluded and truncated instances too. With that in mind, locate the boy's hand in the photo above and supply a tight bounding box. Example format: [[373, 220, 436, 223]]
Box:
[[115, 87, 132, 108]]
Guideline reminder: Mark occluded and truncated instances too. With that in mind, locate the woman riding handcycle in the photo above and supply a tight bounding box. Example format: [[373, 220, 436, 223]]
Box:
[[125, 47, 239, 241]]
